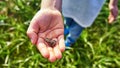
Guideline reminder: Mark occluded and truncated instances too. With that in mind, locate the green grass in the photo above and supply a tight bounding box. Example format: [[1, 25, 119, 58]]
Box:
[[0, 0, 120, 68]]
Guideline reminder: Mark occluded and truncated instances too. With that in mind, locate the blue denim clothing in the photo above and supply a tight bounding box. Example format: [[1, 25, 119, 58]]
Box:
[[64, 17, 84, 47]]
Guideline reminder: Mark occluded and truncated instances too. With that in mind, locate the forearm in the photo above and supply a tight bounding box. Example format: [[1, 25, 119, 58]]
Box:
[[41, 0, 62, 11], [109, 0, 118, 6]]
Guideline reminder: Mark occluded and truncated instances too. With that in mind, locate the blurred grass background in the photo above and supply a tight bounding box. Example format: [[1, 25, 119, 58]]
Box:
[[0, 0, 120, 68]]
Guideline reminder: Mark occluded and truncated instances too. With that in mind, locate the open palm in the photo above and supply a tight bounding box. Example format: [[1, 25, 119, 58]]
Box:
[[27, 9, 65, 62]]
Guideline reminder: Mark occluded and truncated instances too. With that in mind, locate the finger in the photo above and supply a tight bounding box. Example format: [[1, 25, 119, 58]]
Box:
[[108, 14, 111, 20], [47, 46, 56, 62], [53, 44, 62, 59], [27, 20, 39, 44], [58, 35, 65, 52], [108, 16, 115, 23], [36, 38, 49, 58], [27, 31, 38, 44], [108, 13, 114, 23]]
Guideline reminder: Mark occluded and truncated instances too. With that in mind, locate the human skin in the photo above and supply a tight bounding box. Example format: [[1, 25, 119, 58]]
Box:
[[27, 0, 65, 62], [26, 0, 118, 62], [108, 0, 118, 23]]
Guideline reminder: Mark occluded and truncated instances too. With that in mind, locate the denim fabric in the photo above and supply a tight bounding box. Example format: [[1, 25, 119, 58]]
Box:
[[64, 17, 84, 47], [62, 0, 105, 27]]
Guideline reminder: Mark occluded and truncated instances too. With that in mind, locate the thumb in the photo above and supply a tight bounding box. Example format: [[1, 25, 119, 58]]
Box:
[[27, 31, 38, 44], [108, 16, 114, 24], [27, 20, 39, 45]]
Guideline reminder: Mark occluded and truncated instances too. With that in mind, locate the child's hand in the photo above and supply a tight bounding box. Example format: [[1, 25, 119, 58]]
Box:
[[27, 9, 65, 62], [108, 4, 118, 23]]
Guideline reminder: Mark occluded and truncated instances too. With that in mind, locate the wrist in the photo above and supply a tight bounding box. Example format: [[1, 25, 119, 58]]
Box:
[[39, 8, 62, 17], [40, 8, 61, 14], [41, 0, 62, 12]]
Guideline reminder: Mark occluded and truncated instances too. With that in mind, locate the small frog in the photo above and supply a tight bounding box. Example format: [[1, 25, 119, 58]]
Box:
[[45, 38, 56, 47]]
